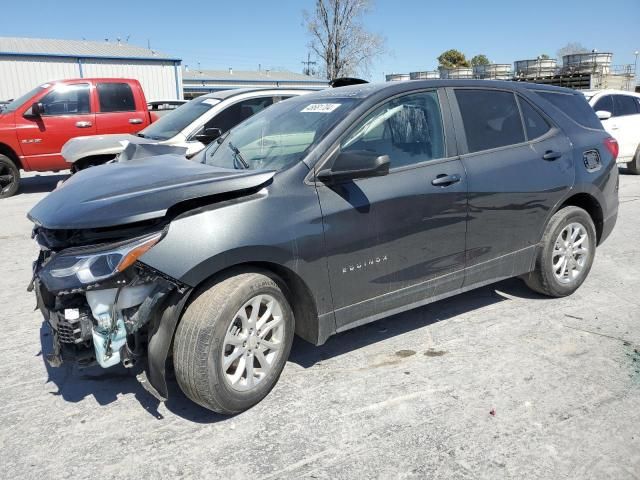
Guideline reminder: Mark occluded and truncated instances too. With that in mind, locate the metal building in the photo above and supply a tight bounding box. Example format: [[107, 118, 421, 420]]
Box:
[[0, 37, 182, 101], [182, 68, 328, 98]]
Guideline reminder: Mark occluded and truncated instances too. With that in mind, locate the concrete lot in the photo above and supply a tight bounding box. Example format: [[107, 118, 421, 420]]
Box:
[[0, 171, 639, 480]]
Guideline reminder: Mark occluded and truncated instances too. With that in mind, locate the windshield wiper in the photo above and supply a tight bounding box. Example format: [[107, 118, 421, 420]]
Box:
[[136, 133, 147, 138], [228, 142, 249, 169]]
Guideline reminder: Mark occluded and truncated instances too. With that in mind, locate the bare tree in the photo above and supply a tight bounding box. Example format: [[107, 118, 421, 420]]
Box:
[[557, 42, 589, 59], [303, 0, 386, 80]]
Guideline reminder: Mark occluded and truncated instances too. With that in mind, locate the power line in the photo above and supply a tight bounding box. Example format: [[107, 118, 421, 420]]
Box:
[[302, 52, 317, 76]]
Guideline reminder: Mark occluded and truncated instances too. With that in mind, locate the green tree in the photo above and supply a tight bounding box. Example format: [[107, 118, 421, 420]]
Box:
[[471, 54, 490, 66], [437, 49, 470, 69], [539, 54, 550, 59]]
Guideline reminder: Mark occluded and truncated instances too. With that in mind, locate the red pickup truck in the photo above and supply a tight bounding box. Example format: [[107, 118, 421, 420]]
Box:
[[0, 78, 156, 198]]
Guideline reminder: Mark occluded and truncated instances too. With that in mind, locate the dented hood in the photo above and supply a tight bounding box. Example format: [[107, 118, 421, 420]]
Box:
[[28, 155, 275, 230]]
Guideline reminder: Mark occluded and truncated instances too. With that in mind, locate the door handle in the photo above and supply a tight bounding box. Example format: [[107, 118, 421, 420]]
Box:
[[543, 150, 562, 161], [431, 173, 461, 187], [129, 118, 143, 124], [75, 121, 92, 128]]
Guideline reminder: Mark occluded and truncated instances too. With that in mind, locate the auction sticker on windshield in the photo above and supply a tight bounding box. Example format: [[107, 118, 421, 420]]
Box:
[[301, 103, 341, 113]]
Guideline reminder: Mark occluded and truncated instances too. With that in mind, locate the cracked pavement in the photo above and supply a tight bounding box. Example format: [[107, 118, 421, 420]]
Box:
[[0, 171, 639, 479]]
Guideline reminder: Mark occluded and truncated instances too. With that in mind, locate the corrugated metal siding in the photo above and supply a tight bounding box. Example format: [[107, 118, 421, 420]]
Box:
[[81, 59, 182, 100], [0, 55, 79, 99], [0, 56, 182, 100]]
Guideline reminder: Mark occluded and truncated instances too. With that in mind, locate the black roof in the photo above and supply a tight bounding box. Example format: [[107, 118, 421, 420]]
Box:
[[305, 79, 577, 101]]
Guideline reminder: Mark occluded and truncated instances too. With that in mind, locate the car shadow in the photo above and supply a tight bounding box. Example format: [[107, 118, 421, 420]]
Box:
[[18, 174, 69, 195], [38, 277, 546, 422], [288, 277, 546, 368]]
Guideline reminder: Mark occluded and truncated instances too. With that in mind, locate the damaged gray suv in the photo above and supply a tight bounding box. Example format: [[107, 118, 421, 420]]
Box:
[[29, 81, 619, 414]]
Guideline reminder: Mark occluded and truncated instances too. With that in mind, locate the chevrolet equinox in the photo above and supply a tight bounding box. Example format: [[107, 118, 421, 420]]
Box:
[[29, 81, 619, 414]]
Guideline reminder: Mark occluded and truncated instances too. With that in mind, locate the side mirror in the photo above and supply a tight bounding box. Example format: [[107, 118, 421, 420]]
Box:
[[195, 127, 222, 145], [29, 102, 44, 117], [317, 150, 390, 182], [596, 110, 612, 120]]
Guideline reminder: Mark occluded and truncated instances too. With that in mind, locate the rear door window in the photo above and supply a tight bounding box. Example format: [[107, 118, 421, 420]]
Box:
[[454, 89, 525, 153], [39, 83, 90, 115], [519, 98, 551, 140], [341, 90, 445, 168], [97, 83, 136, 112], [535, 90, 603, 130], [612, 95, 639, 117]]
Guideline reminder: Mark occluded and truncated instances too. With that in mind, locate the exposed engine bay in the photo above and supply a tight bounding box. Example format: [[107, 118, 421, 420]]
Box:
[[31, 223, 187, 373]]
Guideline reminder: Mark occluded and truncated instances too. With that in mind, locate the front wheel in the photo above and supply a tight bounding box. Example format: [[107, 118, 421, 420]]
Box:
[[0, 154, 20, 198], [173, 271, 295, 414], [523, 206, 597, 297]]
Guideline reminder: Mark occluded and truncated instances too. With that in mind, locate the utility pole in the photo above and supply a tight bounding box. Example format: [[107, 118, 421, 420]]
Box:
[[301, 53, 317, 76], [635, 50, 639, 88]]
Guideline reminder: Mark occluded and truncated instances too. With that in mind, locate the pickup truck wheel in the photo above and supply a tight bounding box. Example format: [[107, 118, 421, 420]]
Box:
[[523, 206, 596, 297], [626, 146, 640, 175], [173, 272, 294, 414], [0, 155, 20, 198]]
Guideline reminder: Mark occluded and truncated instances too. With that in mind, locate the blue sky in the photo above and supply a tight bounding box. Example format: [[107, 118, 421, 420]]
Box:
[[2, 0, 639, 81]]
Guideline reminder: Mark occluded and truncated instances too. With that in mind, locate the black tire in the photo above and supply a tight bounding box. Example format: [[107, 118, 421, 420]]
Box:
[[626, 146, 640, 175], [72, 155, 116, 173], [0, 154, 20, 198], [173, 271, 295, 414], [523, 206, 597, 297]]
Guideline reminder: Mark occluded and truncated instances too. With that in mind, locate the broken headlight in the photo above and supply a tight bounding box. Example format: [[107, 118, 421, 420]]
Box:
[[39, 232, 163, 292]]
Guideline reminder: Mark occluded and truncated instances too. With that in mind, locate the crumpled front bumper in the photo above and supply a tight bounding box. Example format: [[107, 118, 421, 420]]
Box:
[[33, 258, 191, 400]]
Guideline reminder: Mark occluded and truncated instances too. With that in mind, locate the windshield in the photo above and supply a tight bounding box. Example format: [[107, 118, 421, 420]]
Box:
[[140, 97, 220, 140], [202, 97, 358, 171], [3, 85, 47, 113]]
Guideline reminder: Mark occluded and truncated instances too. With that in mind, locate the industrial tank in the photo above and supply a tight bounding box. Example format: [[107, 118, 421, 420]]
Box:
[[514, 58, 558, 77], [473, 64, 512, 80], [409, 71, 440, 80], [562, 52, 612, 75], [439, 67, 474, 79], [385, 73, 410, 82]]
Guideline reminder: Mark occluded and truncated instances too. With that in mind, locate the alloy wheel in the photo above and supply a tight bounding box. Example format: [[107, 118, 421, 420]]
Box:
[[221, 294, 285, 392], [552, 222, 590, 284]]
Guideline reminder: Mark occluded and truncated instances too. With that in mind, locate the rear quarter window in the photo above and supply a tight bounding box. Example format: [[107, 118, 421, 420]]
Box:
[[534, 90, 603, 130]]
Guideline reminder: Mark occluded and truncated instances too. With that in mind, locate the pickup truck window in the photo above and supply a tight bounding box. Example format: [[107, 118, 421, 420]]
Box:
[[3, 85, 46, 113], [39, 83, 90, 116], [139, 98, 218, 141], [97, 83, 136, 113]]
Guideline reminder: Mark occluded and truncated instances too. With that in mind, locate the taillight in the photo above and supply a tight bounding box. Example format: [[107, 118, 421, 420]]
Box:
[[604, 137, 618, 160]]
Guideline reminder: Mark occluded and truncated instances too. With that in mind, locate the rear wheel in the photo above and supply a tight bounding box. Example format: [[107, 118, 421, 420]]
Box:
[[0, 154, 19, 198], [523, 206, 596, 297], [173, 271, 294, 414]]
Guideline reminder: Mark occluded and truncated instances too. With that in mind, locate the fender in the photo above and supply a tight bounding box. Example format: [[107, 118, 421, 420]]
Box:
[[144, 287, 193, 400]]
